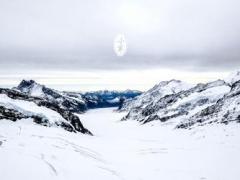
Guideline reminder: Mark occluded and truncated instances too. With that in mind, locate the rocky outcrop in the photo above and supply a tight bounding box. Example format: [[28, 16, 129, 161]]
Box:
[[121, 79, 192, 112], [37, 100, 92, 134], [177, 80, 240, 128], [16, 80, 88, 113], [0, 105, 80, 132], [0, 105, 29, 121], [0, 88, 92, 135], [122, 80, 231, 126]]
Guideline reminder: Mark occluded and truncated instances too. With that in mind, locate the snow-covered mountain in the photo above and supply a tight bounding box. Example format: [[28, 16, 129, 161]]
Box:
[[121, 78, 238, 128], [177, 80, 240, 128], [16, 80, 88, 113], [121, 79, 193, 111], [16, 80, 141, 110], [0, 88, 92, 135], [0, 79, 141, 135]]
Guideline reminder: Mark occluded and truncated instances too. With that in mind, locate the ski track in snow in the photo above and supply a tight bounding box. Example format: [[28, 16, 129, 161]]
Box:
[[40, 153, 58, 176], [0, 107, 240, 180]]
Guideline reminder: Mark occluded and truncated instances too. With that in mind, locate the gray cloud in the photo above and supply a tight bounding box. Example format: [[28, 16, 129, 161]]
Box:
[[0, 0, 240, 74]]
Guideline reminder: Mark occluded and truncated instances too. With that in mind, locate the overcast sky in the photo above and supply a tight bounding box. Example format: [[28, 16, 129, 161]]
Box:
[[0, 0, 240, 91]]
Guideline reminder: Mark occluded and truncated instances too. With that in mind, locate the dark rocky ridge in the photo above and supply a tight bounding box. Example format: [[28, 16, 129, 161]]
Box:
[[177, 80, 240, 128], [0, 88, 92, 135], [122, 79, 236, 128], [17, 80, 142, 111], [17, 80, 88, 113]]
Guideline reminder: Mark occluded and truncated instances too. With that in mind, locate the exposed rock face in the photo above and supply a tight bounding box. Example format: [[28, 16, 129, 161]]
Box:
[[37, 100, 92, 134], [16, 80, 88, 113], [0, 88, 92, 135], [121, 80, 193, 112], [177, 80, 240, 128], [122, 79, 232, 127], [0, 105, 69, 130], [0, 105, 29, 121]]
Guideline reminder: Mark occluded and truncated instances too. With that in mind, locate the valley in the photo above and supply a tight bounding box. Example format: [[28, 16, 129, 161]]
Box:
[[0, 108, 240, 180]]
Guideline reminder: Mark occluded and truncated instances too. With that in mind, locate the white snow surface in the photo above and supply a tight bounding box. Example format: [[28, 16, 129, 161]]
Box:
[[225, 70, 240, 85], [0, 94, 69, 126], [1, 108, 240, 180], [29, 83, 44, 97]]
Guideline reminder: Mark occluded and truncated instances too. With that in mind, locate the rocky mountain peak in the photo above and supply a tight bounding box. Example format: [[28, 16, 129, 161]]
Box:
[[17, 79, 44, 97], [17, 79, 37, 89]]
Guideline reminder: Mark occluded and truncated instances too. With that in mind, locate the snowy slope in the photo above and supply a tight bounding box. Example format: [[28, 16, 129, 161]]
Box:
[[178, 80, 240, 128], [122, 80, 231, 125], [16, 80, 88, 113], [0, 94, 70, 127], [1, 108, 240, 180], [0, 88, 91, 134], [121, 79, 193, 111], [225, 70, 240, 85]]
